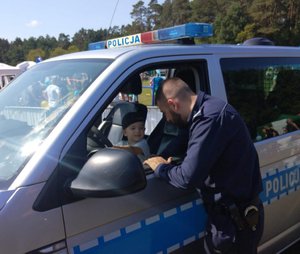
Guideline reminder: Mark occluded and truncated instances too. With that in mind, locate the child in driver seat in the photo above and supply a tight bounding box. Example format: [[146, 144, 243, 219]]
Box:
[[114, 111, 150, 161]]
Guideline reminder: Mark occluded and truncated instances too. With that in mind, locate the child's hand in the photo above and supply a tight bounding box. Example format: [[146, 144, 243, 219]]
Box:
[[113, 145, 143, 155], [129, 146, 143, 155]]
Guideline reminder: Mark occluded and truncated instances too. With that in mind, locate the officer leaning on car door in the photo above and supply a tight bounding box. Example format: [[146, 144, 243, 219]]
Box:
[[144, 77, 264, 254]]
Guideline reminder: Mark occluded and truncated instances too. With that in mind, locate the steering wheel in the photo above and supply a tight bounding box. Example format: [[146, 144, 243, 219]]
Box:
[[88, 126, 113, 148]]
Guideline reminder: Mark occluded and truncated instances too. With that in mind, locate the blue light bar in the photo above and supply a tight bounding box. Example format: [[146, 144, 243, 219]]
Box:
[[157, 23, 213, 41], [88, 41, 106, 50]]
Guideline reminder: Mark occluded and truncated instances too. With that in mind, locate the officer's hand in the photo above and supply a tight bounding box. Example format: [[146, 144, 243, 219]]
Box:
[[143, 156, 170, 171]]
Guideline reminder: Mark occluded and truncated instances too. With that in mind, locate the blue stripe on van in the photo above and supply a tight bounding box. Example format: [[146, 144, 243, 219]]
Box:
[[73, 164, 300, 254], [73, 199, 206, 254]]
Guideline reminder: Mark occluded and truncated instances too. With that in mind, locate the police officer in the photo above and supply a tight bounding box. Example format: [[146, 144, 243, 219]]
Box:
[[144, 77, 264, 254]]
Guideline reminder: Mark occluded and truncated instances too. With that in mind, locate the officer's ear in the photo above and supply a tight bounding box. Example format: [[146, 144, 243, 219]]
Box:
[[167, 98, 181, 112], [167, 98, 176, 111]]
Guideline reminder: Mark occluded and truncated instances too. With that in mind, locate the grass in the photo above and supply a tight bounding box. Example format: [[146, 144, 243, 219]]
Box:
[[139, 78, 155, 106], [139, 86, 154, 106]]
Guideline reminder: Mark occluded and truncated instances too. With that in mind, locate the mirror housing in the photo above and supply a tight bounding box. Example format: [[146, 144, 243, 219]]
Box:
[[70, 148, 146, 197]]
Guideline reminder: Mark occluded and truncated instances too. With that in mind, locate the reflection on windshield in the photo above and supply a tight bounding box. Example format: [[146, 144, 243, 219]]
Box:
[[0, 59, 112, 190]]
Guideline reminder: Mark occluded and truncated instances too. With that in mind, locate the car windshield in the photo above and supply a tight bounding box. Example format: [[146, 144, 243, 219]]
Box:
[[0, 58, 112, 190]]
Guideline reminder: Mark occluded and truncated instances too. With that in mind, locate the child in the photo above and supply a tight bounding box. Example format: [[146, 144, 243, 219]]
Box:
[[115, 111, 150, 161]]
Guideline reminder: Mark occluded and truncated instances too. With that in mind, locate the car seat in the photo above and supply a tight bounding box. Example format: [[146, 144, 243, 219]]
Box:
[[99, 101, 147, 145], [147, 68, 195, 158], [97, 74, 147, 145], [147, 116, 189, 159]]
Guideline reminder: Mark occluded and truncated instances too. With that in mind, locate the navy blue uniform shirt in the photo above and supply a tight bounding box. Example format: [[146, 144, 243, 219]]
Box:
[[155, 92, 263, 202]]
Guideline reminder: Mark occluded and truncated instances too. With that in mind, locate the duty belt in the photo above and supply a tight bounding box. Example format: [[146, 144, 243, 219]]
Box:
[[228, 196, 260, 231], [211, 196, 261, 232]]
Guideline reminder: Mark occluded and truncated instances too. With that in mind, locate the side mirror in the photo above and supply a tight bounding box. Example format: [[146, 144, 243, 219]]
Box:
[[70, 148, 146, 198]]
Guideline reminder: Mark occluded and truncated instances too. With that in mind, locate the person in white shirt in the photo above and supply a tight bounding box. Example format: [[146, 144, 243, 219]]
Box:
[[44, 78, 61, 108]]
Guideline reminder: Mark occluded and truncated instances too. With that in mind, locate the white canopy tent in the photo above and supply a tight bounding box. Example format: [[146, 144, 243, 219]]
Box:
[[0, 63, 22, 76], [0, 63, 22, 89]]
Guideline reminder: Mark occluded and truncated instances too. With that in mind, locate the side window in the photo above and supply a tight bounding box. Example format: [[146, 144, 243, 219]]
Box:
[[221, 57, 300, 142], [34, 60, 210, 211]]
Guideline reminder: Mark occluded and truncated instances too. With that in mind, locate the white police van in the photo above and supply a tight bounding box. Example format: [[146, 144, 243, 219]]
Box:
[[0, 23, 299, 254]]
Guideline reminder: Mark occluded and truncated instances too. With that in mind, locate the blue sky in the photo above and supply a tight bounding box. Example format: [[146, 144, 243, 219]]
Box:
[[0, 0, 156, 41]]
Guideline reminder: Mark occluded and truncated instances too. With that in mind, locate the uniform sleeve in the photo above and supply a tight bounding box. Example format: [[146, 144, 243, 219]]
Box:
[[155, 115, 230, 189]]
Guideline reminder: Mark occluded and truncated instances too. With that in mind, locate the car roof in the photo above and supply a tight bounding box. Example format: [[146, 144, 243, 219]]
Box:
[[45, 43, 300, 62]]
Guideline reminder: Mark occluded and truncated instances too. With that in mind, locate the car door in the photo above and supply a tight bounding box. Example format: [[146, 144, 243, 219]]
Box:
[[58, 56, 213, 254]]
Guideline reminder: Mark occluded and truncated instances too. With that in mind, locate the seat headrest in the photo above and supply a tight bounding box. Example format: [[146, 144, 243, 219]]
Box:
[[110, 102, 147, 126], [120, 74, 142, 95]]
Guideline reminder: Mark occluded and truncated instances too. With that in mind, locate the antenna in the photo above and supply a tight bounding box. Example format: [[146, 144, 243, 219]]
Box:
[[107, 0, 120, 39]]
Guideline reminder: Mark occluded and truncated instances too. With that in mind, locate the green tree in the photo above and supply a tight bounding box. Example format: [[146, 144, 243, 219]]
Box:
[[58, 33, 71, 49], [22, 37, 38, 59], [159, 0, 191, 27], [120, 24, 138, 36], [190, 0, 231, 24], [67, 45, 79, 54], [214, 2, 249, 44], [171, 0, 191, 25], [249, 0, 300, 45], [107, 26, 122, 39], [49, 47, 68, 58], [249, 0, 284, 38], [36, 35, 58, 58], [26, 48, 46, 62], [0, 39, 10, 63], [7, 38, 25, 65], [284, 0, 300, 45], [236, 23, 257, 43], [119, 24, 132, 37], [72, 29, 90, 50], [146, 0, 162, 30], [160, 0, 173, 27], [73, 28, 107, 50], [130, 1, 147, 32]]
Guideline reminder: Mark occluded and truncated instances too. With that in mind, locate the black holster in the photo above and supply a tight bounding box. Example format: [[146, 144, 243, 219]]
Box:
[[203, 193, 261, 232], [225, 196, 260, 231]]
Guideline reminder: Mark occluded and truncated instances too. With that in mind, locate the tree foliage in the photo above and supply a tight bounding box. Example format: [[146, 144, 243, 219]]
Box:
[[147, 0, 162, 29], [27, 48, 46, 62], [130, 1, 148, 32], [214, 2, 249, 44], [1, 0, 300, 66]]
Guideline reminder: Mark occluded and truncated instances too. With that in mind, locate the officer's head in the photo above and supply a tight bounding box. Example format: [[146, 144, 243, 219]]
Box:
[[156, 77, 196, 128]]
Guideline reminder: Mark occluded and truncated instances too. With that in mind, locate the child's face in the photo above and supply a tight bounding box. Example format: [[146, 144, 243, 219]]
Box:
[[123, 121, 145, 144]]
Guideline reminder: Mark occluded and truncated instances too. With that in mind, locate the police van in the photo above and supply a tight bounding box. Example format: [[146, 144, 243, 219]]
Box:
[[0, 23, 299, 254]]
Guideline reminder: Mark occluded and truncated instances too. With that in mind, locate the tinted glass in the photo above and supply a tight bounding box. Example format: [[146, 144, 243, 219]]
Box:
[[221, 57, 300, 141]]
